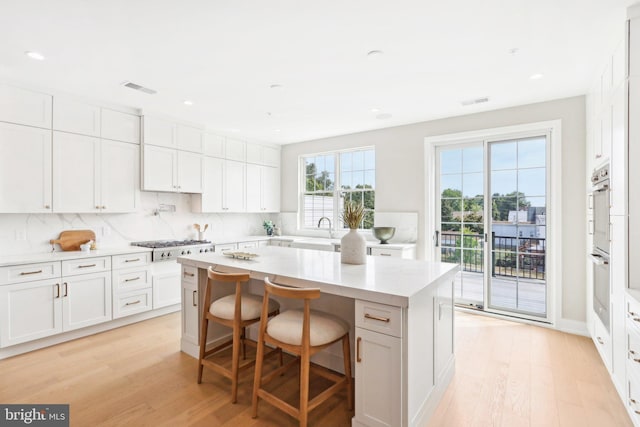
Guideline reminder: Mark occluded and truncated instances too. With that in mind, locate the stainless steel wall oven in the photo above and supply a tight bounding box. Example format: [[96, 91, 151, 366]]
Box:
[[590, 164, 610, 332]]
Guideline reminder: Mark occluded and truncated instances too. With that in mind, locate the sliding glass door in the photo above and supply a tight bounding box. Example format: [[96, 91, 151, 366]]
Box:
[[435, 135, 548, 320]]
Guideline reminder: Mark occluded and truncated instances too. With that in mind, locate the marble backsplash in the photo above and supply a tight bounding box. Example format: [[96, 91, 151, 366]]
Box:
[[0, 192, 279, 256]]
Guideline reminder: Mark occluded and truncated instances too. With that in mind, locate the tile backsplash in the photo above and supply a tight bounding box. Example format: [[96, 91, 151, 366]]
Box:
[[0, 192, 278, 256]]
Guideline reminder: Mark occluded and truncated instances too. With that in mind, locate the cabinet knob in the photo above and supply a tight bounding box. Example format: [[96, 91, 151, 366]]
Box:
[[102, 205, 106, 209], [44, 204, 50, 209], [96, 205, 101, 209]]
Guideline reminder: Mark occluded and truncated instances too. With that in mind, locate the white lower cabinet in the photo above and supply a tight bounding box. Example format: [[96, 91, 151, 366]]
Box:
[[112, 253, 153, 319], [370, 246, 416, 259], [0, 278, 62, 347], [355, 327, 401, 427], [113, 288, 152, 319], [355, 300, 402, 427], [62, 271, 112, 331], [181, 266, 199, 345], [152, 270, 181, 309]]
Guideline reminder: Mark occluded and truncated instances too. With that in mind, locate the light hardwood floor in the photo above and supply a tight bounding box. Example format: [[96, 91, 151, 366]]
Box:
[[0, 311, 631, 427]]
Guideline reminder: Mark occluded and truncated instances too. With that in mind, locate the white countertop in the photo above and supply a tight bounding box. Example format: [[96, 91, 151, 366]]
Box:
[[177, 246, 457, 307], [0, 246, 152, 267], [268, 235, 416, 250]]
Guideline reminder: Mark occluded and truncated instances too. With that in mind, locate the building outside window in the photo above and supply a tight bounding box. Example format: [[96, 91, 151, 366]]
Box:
[[301, 147, 375, 230]]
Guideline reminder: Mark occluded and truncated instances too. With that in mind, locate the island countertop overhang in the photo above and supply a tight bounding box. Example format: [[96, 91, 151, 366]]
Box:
[[177, 246, 459, 307]]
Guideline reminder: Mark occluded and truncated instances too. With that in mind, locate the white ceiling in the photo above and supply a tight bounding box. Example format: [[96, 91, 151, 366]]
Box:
[[0, 0, 634, 144]]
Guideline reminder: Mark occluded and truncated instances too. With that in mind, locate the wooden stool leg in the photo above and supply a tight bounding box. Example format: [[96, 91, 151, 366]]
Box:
[[299, 352, 310, 427], [252, 337, 266, 417], [343, 334, 353, 410], [231, 322, 242, 403], [197, 317, 209, 384]]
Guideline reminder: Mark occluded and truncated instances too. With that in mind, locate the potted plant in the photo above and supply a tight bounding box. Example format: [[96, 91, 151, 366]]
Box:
[[263, 220, 274, 236], [340, 201, 367, 264]]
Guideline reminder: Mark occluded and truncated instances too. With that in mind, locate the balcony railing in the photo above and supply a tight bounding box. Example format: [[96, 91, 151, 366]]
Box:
[[440, 232, 545, 280]]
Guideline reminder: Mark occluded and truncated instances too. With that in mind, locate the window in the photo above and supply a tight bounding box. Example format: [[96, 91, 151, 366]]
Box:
[[301, 147, 375, 230]]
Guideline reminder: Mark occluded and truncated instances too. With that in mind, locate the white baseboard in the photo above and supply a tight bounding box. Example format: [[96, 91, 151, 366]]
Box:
[[555, 318, 589, 336]]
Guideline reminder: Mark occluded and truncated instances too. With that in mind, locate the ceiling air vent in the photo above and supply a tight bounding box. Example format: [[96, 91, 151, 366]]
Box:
[[461, 97, 489, 106], [122, 81, 157, 95]]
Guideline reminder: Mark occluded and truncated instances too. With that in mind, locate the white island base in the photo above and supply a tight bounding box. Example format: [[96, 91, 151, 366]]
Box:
[[177, 246, 458, 427]]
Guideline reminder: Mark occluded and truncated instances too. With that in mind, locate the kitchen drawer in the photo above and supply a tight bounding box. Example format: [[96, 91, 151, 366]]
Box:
[[0, 262, 61, 285], [628, 324, 640, 379], [182, 266, 198, 285], [237, 241, 261, 250], [627, 368, 640, 424], [112, 266, 152, 292], [355, 300, 402, 338], [62, 257, 111, 276], [370, 247, 402, 257], [112, 252, 151, 270], [113, 288, 152, 319], [215, 243, 237, 252]]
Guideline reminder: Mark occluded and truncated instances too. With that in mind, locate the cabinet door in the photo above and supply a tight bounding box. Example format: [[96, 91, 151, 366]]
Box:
[[246, 143, 262, 164], [355, 327, 401, 427], [262, 166, 280, 212], [435, 279, 454, 383], [182, 280, 199, 345], [177, 150, 203, 193], [246, 163, 262, 212], [370, 247, 402, 258], [101, 109, 140, 144], [263, 146, 280, 167], [153, 271, 181, 309], [0, 278, 62, 347], [203, 133, 224, 157], [0, 122, 52, 212], [143, 116, 175, 148], [62, 271, 112, 331], [197, 156, 224, 212], [611, 215, 627, 388], [224, 160, 245, 211], [52, 132, 99, 212], [53, 97, 101, 136], [142, 145, 176, 192], [225, 138, 246, 161], [610, 85, 626, 216], [176, 124, 203, 153], [0, 84, 52, 129], [101, 139, 139, 212]]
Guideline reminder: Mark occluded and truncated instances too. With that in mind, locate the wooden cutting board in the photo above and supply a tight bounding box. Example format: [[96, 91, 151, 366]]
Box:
[[50, 230, 96, 251]]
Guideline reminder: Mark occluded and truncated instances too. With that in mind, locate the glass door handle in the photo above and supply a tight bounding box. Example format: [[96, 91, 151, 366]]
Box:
[[434, 230, 440, 247]]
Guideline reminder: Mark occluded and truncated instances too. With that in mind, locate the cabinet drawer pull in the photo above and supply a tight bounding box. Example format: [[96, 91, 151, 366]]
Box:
[[124, 258, 140, 263], [356, 337, 362, 363], [63, 282, 68, 297], [125, 300, 141, 306], [184, 271, 195, 277], [78, 264, 97, 268], [364, 313, 391, 323], [597, 337, 604, 345], [124, 276, 141, 282], [192, 290, 197, 307], [379, 253, 392, 256], [20, 269, 43, 276], [55, 283, 60, 298]]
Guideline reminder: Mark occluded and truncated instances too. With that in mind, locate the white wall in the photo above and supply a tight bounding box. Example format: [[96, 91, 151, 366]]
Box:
[[281, 96, 586, 323], [0, 192, 278, 256]]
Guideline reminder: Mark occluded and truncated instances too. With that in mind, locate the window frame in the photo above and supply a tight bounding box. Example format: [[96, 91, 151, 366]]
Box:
[[299, 146, 375, 232]]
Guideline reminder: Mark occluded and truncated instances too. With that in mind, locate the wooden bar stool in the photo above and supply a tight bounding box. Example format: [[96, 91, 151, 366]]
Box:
[[198, 267, 280, 403], [252, 277, 353, 427]]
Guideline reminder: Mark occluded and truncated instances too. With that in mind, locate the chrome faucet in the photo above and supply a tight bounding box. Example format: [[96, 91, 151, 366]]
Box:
[[317, 216, 334, 238]]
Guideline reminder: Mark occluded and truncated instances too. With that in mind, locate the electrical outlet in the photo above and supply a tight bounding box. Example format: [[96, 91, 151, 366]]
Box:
[[15, 229, 27, 241], [102, 226, 111, 236]]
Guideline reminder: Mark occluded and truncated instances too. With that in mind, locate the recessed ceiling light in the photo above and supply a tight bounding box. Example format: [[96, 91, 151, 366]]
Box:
[[270, 84, 283, 89], [367, 50, 384, 58], [25, 51, 45, 61], [274, 129, 281, 133], [461, 97, 489, 106], [508, 48, 519, 55], [183, 100, 193, 106], [529, 73, 544, 80], [370, 108, 380, 113]]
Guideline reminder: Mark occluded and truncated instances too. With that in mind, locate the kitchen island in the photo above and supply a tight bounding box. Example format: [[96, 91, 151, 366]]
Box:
[[177, 246, 458, 427]]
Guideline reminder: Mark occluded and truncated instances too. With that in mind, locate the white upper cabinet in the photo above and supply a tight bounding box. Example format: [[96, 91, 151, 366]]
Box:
[[203, 133, 224, 157], [246, 143, 262, 164], [0, 122, 52, 213], [246, 163, 262, 212], [101, 109, 140, 144], [176, 124, 204, 153], [246, 164, 280, 212], [263, 145, 280, 167], [143, 116, 175, 148], [630, 18, 640, 77], [225, 138, 246, 161], [142, 145, 202, 193], [0, 84, 52, 129], [224, 160, 246, 212], [53, 97, 101, 137], [194, 156, 224, 212], [53, 132, 139, 213]]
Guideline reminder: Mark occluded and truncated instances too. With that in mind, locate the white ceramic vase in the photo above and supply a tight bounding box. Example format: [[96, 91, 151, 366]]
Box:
[[341, 229, 367, 264]]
